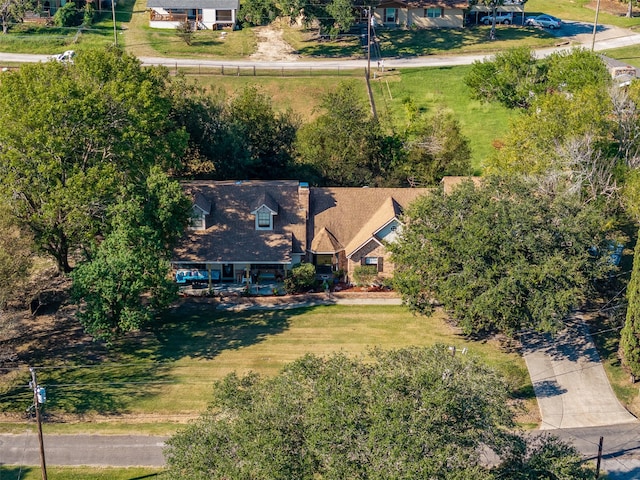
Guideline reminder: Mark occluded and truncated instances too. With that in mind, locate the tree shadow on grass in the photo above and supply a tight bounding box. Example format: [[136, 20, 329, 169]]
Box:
[[0, 302, 174, 416], [0, 465, 35, 477], [376, 26, 556, 57], [0, 299, 308, 417], [146, 301, 306, 361]]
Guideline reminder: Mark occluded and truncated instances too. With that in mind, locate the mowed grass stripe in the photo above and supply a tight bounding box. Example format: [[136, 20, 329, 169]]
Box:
[[126, 305, 528, 415]]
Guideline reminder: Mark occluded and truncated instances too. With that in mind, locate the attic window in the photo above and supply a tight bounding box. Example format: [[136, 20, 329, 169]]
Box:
[[257, 209, 270, 228], [255, 205, 274, 230], [189, 205, 206, 231]]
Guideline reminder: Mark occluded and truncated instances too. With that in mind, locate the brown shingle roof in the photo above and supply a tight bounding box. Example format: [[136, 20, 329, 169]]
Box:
[[174, 180, 306, 264], [310, 187, 431, 256], [344, 196, 402, 257], [377, 0, 469, 9], [310, 227, 344, 254]]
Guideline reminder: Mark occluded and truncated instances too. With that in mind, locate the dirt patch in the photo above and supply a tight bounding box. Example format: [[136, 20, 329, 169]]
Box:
[[249, 25, 299, 61], [586, 0, 635, 16]]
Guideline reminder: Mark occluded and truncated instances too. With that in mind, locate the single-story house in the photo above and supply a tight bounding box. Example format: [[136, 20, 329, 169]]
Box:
[[173, 180, 431, 285], [147, 0, 239, 29], [373, 0, 469, 28]]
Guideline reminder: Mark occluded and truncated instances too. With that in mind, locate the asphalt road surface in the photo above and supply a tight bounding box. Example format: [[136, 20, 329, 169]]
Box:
[[0, 434, 168, 467], [0, 22, 637, 70]]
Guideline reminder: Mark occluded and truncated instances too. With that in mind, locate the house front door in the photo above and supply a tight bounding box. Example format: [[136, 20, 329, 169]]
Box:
[[222, 263, 233, 280]]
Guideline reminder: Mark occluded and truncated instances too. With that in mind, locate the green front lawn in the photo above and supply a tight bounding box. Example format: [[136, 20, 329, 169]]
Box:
[[0, 466, 165, 479], [0, 304, 533, 434]]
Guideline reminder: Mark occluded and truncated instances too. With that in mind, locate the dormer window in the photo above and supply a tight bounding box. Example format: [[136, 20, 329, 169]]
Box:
[[251, 192, 279, 231], [188, 192, 211, 231], [189, 205, 207, 230], [255, 205, 274, 230], [257, 208, 271, 228]]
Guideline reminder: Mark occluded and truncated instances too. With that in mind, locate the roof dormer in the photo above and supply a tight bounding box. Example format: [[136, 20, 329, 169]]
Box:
[[251, 193, 279, 231], [189, 192, 212, 231]]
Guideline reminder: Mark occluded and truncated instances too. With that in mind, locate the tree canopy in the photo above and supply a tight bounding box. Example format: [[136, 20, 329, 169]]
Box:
[[401, 108, 472, 185], [165, 346, 592, 479], [0, 47, 187, 272], [0, 0, 35, 34], [465, 47, 610, 110], [390, 176, 617, 336], [0, 202, 32, 312], [71, 167, 190, 341], [296, 82, 397, 186]]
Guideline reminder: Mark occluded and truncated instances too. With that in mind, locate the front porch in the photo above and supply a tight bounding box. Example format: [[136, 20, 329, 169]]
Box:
[[173, 262, 288, 294]]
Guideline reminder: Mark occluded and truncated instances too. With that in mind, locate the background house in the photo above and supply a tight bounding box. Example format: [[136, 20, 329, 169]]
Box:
[[173, 180, 431, 285], [373, 0, 469, 28], [147, 0, 239, 29]]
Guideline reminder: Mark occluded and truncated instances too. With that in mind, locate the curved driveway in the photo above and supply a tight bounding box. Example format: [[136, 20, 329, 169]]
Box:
[[521, 314, 637, 430]]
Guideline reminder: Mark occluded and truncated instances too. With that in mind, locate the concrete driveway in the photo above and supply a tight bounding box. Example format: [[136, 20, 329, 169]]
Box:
[[521, 314, 637, 430], [542, 19, 640, 51]]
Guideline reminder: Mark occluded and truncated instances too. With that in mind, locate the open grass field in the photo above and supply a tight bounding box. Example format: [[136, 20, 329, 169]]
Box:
[[0, 302, 534, 435], [187, 65, 512, 172], [527, 0, 640, 29], [604, 45, 640, 67]]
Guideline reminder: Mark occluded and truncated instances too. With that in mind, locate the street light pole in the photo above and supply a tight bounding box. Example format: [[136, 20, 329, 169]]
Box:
[[29, 367, 47, 480]]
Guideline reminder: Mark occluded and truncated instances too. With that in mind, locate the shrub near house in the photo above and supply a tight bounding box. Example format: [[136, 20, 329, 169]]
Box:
[[284, 263, 316, 294]]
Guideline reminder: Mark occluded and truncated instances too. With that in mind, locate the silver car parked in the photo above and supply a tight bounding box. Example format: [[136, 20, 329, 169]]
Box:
[[525, 14, 562, 29]]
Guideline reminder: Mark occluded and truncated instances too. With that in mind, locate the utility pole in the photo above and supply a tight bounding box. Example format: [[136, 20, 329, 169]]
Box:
[[112, 0, 118, 46], [591, 0, 601, 51], [29, 367, 48, 480], [367, 6, 372, 79], [595, 436, 604, 478]]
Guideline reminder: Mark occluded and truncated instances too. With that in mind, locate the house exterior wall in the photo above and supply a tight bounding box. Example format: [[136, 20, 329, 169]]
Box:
[[409, 8, 464, 27], [347, 240, 393, 282], [149, 7, 236, 29], [374, 7, 463, 28], [377, 220, 400, 243], [202, 8, 217, 25]]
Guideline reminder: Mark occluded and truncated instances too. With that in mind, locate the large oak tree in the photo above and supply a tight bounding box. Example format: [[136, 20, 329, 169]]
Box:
[[390, 176, 616, 336], [165, 346, 593, 479], [0, 47, 188, 272]]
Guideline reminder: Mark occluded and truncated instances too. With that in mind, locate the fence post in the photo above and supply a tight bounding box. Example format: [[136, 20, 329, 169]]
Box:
[[253, 65, 256, 76], [237, 66, 240, 76]]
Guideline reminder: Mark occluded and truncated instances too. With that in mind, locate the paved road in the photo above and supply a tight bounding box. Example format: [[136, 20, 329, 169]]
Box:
[[0, 22, 638, 70], [0, 434, 168, 467]]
